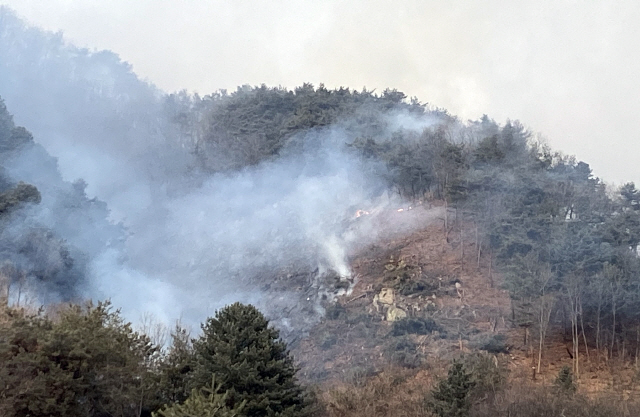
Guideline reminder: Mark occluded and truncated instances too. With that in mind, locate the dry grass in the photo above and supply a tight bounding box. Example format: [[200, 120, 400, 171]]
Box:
[[321, 366, 433, 417]]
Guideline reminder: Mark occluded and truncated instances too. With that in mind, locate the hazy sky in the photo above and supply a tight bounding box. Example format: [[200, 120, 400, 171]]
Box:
[[3, 0, 640, 184]]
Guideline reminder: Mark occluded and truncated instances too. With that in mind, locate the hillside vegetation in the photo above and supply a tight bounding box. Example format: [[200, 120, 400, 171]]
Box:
[[3, 83, 640, 415], [3, 7, 640, 415], [176, 83, 640, 379]]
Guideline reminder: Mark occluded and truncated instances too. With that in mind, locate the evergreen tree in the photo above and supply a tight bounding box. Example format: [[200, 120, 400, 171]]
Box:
[[190, 302, 308, 417], [157, 324, 194, 406], [154, 377, 245, 417], [554, 366, 576, 394], [0, 302, 158, 417], [428, 361, 475, 417]]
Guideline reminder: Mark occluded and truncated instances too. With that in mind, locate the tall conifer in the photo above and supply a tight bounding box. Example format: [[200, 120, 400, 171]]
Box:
[[191, 303, 308, 417]]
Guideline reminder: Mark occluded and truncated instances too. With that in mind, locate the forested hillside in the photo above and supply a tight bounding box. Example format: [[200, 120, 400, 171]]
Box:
[[3, 5, 640, 416], [0, 97, 123, 303], [175, 82, 640, 376]]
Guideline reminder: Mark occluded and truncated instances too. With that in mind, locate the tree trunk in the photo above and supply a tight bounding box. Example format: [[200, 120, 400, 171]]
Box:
[[636, 326, 639, 369], [460, 215, 465, 271], [568, 290, 580, 379], [579, 296, 590, 361], [444, 198, 449, 243], [611, 283, 617, 359], [476, 223, 482, 269], [488, 249, 494, 288], [537, 295, 553, 374], [596, 297, 602, 363]]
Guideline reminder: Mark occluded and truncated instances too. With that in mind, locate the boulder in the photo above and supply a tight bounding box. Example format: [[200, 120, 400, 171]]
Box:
[[386, 305, 407, 322]]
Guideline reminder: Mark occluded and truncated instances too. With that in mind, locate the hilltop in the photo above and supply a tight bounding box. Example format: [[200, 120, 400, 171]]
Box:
[[3, 8, 640, 415]]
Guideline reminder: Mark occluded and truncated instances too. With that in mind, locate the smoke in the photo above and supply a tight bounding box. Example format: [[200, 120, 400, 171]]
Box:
[[0, 7, 439, 334]]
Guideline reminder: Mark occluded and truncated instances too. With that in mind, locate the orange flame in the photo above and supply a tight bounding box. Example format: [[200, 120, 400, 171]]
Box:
[[355, 209, 370, 218]]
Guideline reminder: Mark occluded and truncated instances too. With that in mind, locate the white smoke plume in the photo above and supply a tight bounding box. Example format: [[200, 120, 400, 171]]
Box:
[[0, 7, 440, 334]]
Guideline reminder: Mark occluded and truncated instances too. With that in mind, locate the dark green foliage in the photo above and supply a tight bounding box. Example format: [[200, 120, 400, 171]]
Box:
[[156, 324, 194, 407], [2, 228, 82, 298], [554, 366, 576, 394], [320, 335, 338, 350], [314, 328, 338, 351], [0, 95, 123, 300], [459, 352, 507, 399], [0, 97, 34, 152], [0, 99, 40, 207], [395, 279, 437, 296], [190, 302, 309, 417], [0, 302, 158, 417], [473, 135, 504, 165], [428, 361, 475, 417], [194, 84, 424, 172], [391, 317, 440, 336], [383, 259, 438, 296], [154, 377, 245, 417]]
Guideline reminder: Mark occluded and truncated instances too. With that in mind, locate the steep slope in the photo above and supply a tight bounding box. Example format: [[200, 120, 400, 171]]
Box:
[[295, 205, 640, 404], [293, 204, 513, 382]]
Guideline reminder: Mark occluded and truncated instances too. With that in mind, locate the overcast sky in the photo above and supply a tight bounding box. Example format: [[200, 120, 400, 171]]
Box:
[[2, 0, 640, 184]]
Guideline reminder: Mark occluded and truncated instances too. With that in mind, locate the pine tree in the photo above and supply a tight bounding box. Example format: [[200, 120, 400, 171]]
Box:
[[190, 302, 308, 417], [0, 302, 157, 417], [554, 366, 576, 394], [428, 361, 476, 417], [157, 324, 194, 406], [154, 377, 245, 417]]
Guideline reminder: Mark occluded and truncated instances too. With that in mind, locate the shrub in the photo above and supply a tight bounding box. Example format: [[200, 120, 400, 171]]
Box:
[[318, 332, 338, 350], [395, 279, 437, 296], [428, 361, 475, 417], [343, 365, 377, 387], [154, 377, 245, 417], [384, 336, 422, 368], [324, 303, 346, 320], [391, 317, 440, 336], [554, 366, 576, 394], [470, 333, 509, 354], [459, 352, 507, 399]]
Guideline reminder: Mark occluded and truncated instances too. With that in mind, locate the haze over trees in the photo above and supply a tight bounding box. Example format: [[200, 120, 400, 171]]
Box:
[[4, 5, 640, 416]]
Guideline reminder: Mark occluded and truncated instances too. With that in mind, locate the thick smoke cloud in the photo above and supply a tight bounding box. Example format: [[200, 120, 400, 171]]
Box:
[[0, 8, 436, 334], [97, 128, 399, 326]]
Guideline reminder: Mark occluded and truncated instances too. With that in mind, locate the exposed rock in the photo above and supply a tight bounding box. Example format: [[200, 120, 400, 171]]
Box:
[[373, 287, 395, 312], [386, 305, 407, 322]]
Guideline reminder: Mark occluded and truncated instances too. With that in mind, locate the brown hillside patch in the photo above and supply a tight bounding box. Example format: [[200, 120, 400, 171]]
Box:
[[295, 206, 640, 399], [294, 207, 513, 383]]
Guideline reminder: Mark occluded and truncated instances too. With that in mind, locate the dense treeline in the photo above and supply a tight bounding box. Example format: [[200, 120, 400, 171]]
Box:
[[165, 83, 429, 172], [0, 99, 76, 301], [4, 5, 640, 407], [5, 298, 638, 417], [5, 72, 640, 382], [0, 301, 311, 417], [174, 83, 640, 377]]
